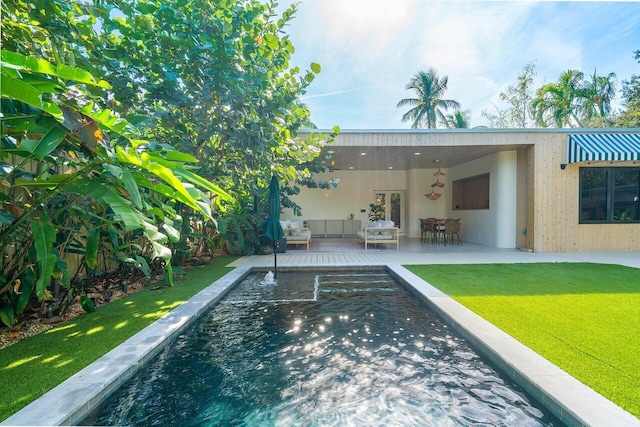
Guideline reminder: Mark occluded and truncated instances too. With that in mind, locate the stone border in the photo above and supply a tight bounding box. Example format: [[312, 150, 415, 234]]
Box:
[[3, 263, 638, 426]]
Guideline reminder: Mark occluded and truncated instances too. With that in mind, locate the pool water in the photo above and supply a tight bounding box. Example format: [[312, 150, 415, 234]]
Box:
[[83, 270, 563, 426]]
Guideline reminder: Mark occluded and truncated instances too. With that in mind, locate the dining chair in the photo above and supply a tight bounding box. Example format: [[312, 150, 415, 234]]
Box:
[[420, 218, 435, 243], [444, 218, 462, 245]]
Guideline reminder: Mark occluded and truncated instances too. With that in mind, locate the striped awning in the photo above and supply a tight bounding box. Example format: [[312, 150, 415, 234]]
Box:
[[567, 133, 640, 163]]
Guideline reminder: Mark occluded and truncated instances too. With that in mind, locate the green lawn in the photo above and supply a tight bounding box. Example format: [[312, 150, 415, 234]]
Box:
[[0, 255, 239, 421], [405, 262, 640, 418]]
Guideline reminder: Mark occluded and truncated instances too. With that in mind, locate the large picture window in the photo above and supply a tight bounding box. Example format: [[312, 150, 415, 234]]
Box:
[[579, 167, 640, 223]]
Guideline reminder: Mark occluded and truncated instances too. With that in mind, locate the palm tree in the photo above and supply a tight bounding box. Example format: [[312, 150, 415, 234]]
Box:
[[532, 69, 585, 127], [442, 109, 471, 128], [582, 70, 617, 121], [397, 68, 461, 128]]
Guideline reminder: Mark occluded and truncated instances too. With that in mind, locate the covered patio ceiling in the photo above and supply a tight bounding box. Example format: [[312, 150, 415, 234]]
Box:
[[323, 144, 524, 171]]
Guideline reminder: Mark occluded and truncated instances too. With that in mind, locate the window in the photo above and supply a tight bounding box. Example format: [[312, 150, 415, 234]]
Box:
[[452, 173, 490, 210], [579, 167, 640, 223]]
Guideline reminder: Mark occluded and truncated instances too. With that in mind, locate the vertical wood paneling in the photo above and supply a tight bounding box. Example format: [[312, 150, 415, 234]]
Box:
[[531, 134, 640, 252]]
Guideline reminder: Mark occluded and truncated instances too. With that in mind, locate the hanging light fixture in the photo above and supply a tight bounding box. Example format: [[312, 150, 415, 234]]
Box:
[[425, 190, 441, 200], [425, 160, 444, 200]]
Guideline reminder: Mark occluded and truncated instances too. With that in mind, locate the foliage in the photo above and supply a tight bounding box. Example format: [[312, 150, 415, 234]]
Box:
[[368, 203, 385, 221], [608, 99, 640, 128], [57, 0, 335, 216], [0, 50, 230, 326], [397, 68, 461, 129], [441, 109, 471, 129], [582, 70, 617, 119], [532, 69, 617, 127], [482, 62, 537, 128], [1, 0, 338, 324], [621, 50, 640, 105], [532, 69, 587, 127]]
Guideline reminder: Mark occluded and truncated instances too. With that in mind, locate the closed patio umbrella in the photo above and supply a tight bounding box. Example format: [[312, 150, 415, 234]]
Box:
[[261, 175, 284, 278]]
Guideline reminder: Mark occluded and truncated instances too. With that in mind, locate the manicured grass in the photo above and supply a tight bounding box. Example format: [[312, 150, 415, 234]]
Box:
[[0, 255, 239, 421], [405, 262, 640, 418]]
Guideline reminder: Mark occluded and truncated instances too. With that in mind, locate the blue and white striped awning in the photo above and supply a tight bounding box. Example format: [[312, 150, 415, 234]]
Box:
[[567, 133, 640, 163]]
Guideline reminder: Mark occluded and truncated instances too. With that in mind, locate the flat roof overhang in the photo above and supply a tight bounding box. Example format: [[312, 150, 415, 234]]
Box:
[[300, 128, 640, 171], [301, 129, 534, 170]]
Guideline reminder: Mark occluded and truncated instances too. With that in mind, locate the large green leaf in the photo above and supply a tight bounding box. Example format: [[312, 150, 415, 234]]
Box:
[[147, 150, 198, 163], [121, 168, 143, 210], [85, 228, 100, 270], [135, 179, 197, 210], [0, 73, 62, 117], [31, 216, 57, 300], [14, 280, 32, 316], [174, 168, 232, 201], [134, 255, 150, 278], [1, 50, 111, 89], [162, 222, 180, 243], [115, 146, 142, 166], [107, 225, 120, 250], [18, 120, 68, 160], [144, 162, 199, 210], [79, 295, 96, 313], [0, 306, 14, 327], [80, 103, 137, 138], [150, 240, 172, 261], [14, 174, 74, 188], [67, 180, 142, 231]]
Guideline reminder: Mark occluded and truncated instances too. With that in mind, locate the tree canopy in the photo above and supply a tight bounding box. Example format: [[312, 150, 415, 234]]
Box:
[[482, 62, 537, 128], [1, 0, 337, 326], [397, 68, 461, 129]]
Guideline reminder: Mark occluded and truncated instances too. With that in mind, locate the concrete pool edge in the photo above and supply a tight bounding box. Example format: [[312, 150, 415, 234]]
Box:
[[3, 263, 638, 426], [1, 265, 253, 427], [387, 262, 640, 427]]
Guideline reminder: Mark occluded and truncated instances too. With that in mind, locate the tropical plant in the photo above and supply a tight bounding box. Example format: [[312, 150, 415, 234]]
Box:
[[482, 62, 537, 128], [442, 110, 471, 129], [532, 69, 586, 127], [368, 203, 385, 221], [397, 68, 461, 129], [1, 0, 339, 264], [581, 70, 617, 121], [0, 50, 232, 326], [532, 68, 618, 128]]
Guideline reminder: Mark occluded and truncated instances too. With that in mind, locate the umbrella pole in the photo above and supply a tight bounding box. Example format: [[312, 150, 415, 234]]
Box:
[[273, 241, 277, 279]]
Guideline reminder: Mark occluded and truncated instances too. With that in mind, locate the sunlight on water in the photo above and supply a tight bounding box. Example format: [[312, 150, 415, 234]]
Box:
[[84, 271, 562, 426]]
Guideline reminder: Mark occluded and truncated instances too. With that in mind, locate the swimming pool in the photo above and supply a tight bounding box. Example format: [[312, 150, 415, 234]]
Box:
[[81, 269, 562, 425]]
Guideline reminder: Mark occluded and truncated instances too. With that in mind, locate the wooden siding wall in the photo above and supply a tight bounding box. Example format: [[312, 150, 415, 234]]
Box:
[[532, 133, 640, 252], [516, 146, 533, 251]]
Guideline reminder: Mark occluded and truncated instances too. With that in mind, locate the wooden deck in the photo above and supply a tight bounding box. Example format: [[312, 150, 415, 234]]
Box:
[[227, 237, 640, 269]]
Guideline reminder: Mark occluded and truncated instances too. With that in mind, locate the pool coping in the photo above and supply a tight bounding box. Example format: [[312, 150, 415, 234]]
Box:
[[2, 263, 639, 426]]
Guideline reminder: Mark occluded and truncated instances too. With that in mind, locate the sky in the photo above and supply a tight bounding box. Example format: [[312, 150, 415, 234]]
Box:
[[282, 0, 640, 129]]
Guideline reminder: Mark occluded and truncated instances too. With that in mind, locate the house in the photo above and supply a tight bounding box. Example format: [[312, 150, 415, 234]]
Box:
[[283, 129, 640, 253]]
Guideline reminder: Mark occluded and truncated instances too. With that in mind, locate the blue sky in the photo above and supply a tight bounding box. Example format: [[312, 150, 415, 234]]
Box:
[[283, 1, 640, 129]]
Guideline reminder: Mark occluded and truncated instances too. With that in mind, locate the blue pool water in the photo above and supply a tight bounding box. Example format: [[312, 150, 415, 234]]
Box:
[[82, 270, 563, 426]]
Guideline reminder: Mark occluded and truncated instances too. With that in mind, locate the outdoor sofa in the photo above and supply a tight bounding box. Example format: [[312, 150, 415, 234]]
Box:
[[356, 220, 399, 250], [280, 220, 311, 250]]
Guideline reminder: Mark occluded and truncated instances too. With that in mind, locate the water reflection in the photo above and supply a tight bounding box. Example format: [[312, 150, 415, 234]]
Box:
[[86, 271, 562, 426]]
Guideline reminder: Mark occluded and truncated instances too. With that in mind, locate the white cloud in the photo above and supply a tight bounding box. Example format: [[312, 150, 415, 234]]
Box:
[[316, 0, 415, 49]]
